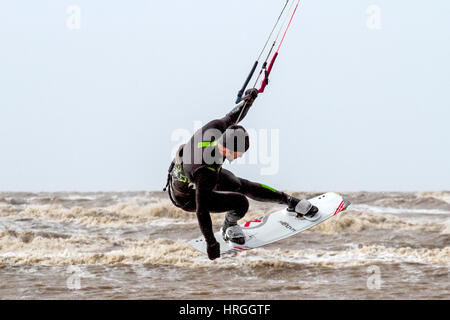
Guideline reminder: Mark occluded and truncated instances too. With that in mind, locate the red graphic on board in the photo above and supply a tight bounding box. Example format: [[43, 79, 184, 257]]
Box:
[[233, 246, 249, 251], [333, 201, 345, 216], [244, 220, 262, 228]]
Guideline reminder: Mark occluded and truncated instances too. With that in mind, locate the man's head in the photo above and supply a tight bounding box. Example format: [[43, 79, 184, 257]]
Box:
[[217, 125, 249, 162]]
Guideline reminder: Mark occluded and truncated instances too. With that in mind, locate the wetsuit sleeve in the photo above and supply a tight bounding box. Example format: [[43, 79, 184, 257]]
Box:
[[193, 167, 217, 244], [196, 98, 254, 134], [222, 100, 252, 126]]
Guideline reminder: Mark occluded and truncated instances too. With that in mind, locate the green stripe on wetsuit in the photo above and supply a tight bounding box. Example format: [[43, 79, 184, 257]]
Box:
[[261, 184, 277, 193]]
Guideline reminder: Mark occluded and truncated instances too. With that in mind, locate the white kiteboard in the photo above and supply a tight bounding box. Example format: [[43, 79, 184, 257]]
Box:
[[189, 192, 350, 255]]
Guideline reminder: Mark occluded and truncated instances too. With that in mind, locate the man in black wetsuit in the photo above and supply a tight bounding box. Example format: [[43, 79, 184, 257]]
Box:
[[164, 88, 318, 260]]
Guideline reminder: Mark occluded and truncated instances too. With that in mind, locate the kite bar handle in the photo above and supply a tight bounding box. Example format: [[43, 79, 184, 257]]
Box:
[[236, 60, 258, 104]]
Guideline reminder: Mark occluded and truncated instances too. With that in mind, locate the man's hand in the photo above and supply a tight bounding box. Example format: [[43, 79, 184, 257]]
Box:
[[206, 241, 220, 260], [225, 88, 258, 124], [243, 88, 258, 101]]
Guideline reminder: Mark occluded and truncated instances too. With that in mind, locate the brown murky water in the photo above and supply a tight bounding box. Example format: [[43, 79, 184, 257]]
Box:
[[0, 191, 449, 299]]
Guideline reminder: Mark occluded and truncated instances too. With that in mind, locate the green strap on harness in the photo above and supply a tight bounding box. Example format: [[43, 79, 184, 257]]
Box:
[[173, 164, 190, 183]]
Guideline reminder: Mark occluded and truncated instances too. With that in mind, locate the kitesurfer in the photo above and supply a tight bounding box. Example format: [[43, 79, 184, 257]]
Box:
[[164, 88, 319, 260]]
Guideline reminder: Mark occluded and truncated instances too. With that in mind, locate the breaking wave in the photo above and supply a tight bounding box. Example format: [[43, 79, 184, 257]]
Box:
[[0, 200, 195, 227], [1, 197, 449, 235], [0, 231, 448, 268], [1, 191, 449, 270], [308, 210, 448, 234], [343, 191, 450, 211]]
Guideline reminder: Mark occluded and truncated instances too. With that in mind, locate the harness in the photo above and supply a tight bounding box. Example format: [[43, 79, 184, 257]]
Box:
[[163, 144, 196, 209]]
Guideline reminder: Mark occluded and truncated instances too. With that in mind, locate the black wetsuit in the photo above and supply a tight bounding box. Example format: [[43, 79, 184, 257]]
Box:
[[166, 99, 294, 246]]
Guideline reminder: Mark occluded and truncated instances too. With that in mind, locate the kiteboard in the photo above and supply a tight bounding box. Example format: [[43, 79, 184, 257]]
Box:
[[189, 192, 350, 255]]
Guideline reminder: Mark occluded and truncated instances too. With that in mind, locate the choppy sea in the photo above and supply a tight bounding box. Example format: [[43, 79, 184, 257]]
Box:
[[0, 191, 449, 299]]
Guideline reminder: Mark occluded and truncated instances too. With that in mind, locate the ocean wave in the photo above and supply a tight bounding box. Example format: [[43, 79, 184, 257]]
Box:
[[3, 191, 450, 209], [299, 210, 447, 234], [442, 219, 450, 235], [0, 200, 195, 227], [237, 246, 450, 268], [345, 191, 450, 211], [350, 204, 450, 215], [417, 191, 450, 205], [2, 199, 448, 235], [0, 234, 202, 266], [0, 232, 448, 268]]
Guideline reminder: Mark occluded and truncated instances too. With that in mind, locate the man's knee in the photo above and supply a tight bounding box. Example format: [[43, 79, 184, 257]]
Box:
[[218, 169, 243, 192], [236, 178, 258, 194], [233, 194, 249, 217]]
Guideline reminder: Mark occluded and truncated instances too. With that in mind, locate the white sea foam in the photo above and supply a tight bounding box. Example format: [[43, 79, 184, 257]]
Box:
[[350, 204, 450, 215], [232, 245, 450, 268]]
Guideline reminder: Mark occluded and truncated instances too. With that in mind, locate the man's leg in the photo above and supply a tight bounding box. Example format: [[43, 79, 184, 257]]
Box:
[[216, 169, 299, 208], [181, 184, 249, 226], [215, 169, 319, 220], [208, 190, 249, 226], [191, 189, 249, 244]]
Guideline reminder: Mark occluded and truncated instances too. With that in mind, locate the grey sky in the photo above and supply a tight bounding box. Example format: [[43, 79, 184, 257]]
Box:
[[0, 1, 449, 192]]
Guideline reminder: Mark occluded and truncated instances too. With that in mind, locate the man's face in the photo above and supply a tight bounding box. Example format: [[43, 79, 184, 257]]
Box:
[[217, 142, 245, 162], [225, 149, 244, 162]]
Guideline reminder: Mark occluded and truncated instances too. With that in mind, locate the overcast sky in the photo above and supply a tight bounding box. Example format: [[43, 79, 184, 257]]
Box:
[[0, 1, 449, 192]]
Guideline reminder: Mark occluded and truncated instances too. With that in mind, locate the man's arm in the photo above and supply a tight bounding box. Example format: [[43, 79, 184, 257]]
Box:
[[194, 88, 258, 139], [193, 167, 218, 245], [193, 167, 220, 260], [222, 88, 258, 126]]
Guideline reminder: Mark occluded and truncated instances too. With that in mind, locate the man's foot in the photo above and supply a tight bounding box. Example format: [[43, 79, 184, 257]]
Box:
[[302, 205, 320, 221], [287, 196, 320, 221], [221, 225, 246, 245]]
